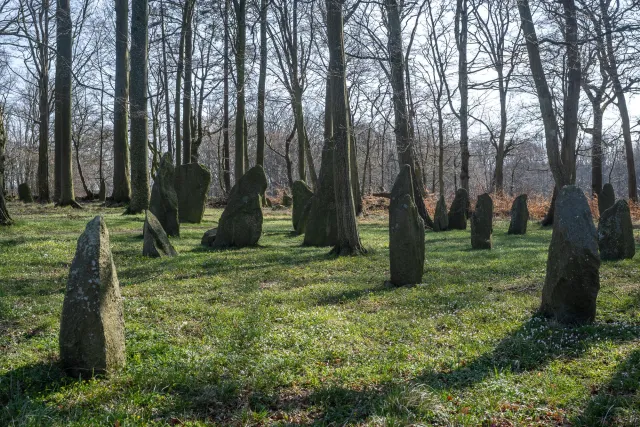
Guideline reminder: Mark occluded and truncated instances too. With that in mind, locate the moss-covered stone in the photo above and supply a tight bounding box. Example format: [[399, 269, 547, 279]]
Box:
[[433, 195, 449, 232], [508, 194, 529, 235], [143, 210, 177, 258], [292, 180, 313, 234], [471, 193, 493, 249], [448, 188, 468, 230], [175, 163, 211, 224], [598, 199, 635, 261], [150, 153, 179, 236], [18, 183, 33, 203]]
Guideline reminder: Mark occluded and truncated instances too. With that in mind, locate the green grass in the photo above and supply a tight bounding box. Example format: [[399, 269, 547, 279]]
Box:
[[1, 202, 639, 426]]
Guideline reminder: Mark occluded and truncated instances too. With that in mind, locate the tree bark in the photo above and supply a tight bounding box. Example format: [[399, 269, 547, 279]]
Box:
[[222, 0, 231, 194], [256, 0, 267, 168], [385, 0, 433, 227], [55, 0, 78, 208], [0, 107, 12, 225], [174, 2, 189, 167], [456, 0, 470, 192], [182, 0, 194, 164], [112, 0, 131, 203], [37, 0, 50, 203], [327, 0, 364, 256], [127, 0, 150, 214], [160, 0, 172, 159], [233, 0, 246, 182]]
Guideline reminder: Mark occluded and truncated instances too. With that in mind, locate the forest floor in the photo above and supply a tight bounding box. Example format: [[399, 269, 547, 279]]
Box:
[[1, 202, 639, 426]]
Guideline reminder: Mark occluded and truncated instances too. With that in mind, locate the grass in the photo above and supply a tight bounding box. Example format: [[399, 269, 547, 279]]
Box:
[[0, 202, 639, 426]]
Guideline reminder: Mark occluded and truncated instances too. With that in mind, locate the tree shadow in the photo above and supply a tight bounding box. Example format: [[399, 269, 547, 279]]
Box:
[[574, 348, 640, 426], [0, 360, 70, 409], [415, 315, 639, 392]]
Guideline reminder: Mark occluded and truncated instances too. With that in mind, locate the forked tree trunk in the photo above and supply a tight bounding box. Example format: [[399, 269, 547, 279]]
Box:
[[327, 0, 364, 256], [113, 0, 131, 203], [127, 0, 150, 214]]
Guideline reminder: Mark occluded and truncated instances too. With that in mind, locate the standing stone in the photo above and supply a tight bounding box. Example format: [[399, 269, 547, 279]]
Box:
[[471, 193, 493, 249], [175, 163, 211, 224], [389, 165, 425, 286], [304, 140, 338, 247], [292, 180, 313, 234], [433, 195, 449, 232], [282, 192, 292, 207], [18, 183, 34, 203], [143, 210, 177, 258], [598, 199, 635, 261], [150, 153, 179, 236], [598, 183, 615, 216], [98, 179, 107, 203], [211, 165, 268, 248], [541, 185, 600, 324], [59, 216, 125, 377], [448, 188, 469, 230], [508, 194, 529, 235]]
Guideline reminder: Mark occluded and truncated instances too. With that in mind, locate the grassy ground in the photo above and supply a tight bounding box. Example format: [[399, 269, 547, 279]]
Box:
[[0, 202, 638, 426]]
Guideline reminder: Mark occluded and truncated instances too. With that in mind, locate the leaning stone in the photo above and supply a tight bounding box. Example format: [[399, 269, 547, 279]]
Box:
[[471, 193, 493, 249], [541, 185, 600, 325], [212, 165, 268, 248], [98, 179, 107, 203], [292, 180, 314, 234], [598, 183, 615, 216], [175, 163, 211, 224], [59, 216, 125, 377], [143, 210, 177, 258], [201, 228, 217, 247], [448, 188, 469, 230], [150, 153, 180, 236], [18, 183, 33, 203], [389, 165, 425, 286], [508, 194, 529, 235], [433, 195, 449, 232], [598, 199, 635, 261]]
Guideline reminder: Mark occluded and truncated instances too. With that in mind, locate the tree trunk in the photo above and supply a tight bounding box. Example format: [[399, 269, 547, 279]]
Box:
[[37, 0, 50, 203], [304, 128, 318, 189], [456, 0, 470, 192], [113, 0, 131, 203], [327, 0, 364, 256], [182, 0, 194, 164], [127, 0, 150, 214], [160, 0, 172, 159], [222, 0, 231, 194], [591, 101, 603, 197], [0, 108, 12, 225], [174, 2, 189, 167], [55, 0, 78, 208], [385, 0, 433, 227], [256, 0, 267, 168], [234, 0, 246, 182], [72, 137, 94, 199]]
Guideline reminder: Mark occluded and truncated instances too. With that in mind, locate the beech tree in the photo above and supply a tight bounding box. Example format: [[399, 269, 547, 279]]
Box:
[[0, 106, 12, 225]]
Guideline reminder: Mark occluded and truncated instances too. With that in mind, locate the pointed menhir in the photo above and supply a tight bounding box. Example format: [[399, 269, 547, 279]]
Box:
[[59, 216, 125, 377]]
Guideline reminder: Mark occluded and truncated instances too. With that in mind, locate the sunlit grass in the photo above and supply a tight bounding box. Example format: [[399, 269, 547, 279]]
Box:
[[1, 202, 638, 426]]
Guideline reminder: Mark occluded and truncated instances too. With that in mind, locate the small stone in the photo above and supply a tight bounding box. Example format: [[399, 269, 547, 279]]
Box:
[[18, 183, 33, 203], [598, 199, 635, 261], [433, 195, 449, 232], [201, 228, 217, 247], [98, 179, 107, 203], [508, 194, 529, 235], [598, 183, 615, 216], [389, 165, 425, 286], [59, 216, 125, 377], [212, 165, 268, 248], [143, 211, 177, 258], [150, 153, 180, 236], [175, 163, 211, 224], [292, 180, 314, 234], [471, 193, 493, 249], [448, 188, 469, 230], [282, 192, 292, 207], [541, 185, 600, 325]]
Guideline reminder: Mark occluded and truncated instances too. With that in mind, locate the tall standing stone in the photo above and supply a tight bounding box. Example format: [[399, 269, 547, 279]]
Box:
[[143, 210, 178, 258], [18, 183, 34, 203], [211, 165, 268, 248], [59, 216, 125, 377], [304, 138, 338, 247], [175, 163, 211, 224], [389, 165, 425, 286], [292, 180, 313, 235], [598, 199, 635, 261], [448, 188, 469, 230], [508, 194, 529, 235], [471, 193, 493, 249], [98, 179, 107, 203], [150, 153, 179, 236], [433, 195, 449, 232], [598, 183, 615, 216], [541, 186, 600, 324]]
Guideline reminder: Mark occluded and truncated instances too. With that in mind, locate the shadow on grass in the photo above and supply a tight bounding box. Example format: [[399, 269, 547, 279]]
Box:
[[0, 360, 69, 408], [574, 348, 640, 426]]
